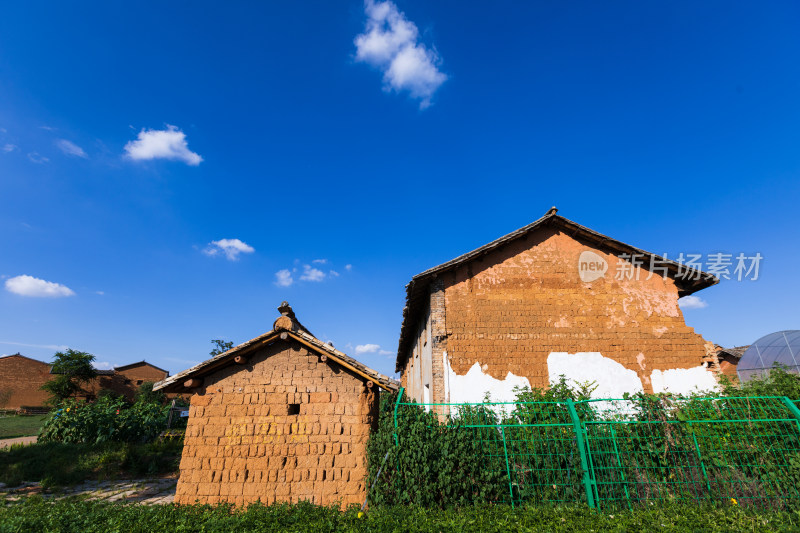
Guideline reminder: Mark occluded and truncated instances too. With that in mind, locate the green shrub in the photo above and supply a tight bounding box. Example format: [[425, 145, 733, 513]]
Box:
[[39, 396, 169, 445]]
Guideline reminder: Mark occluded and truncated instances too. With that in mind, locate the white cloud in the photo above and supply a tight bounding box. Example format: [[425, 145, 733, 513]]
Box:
[[93, 361, 113, 370], [345, 264, 353, 271], [354, 0, 447, 108], [329, 270, 340, 277], [379, 349, 394, 356], [124, 125, 203, 166], [56, 139, 88, 158], [355, 343, 381, 355], [2, 144, 17, 153], [27, 152, 49, 164], [5, 275, 75, 298], [312, 259, 328, 265], [95, 291, 105, 296], [678, 295, 708, 310], [300, 264, 326, 282], [275, 269, 294, 287], [203, 238, 255, 261], [0, 341, 69, 351]]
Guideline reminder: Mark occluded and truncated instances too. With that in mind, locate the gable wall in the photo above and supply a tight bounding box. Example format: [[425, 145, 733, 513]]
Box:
[[0, 356, 52, 408], [403, 227, 715, 402], [116, 364, 169, 386], [175, 340, 379, 507]]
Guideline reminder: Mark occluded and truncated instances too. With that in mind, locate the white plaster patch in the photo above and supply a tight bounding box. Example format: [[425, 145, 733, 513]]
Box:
[[650, 366, 719, 396], [547, 352, 644, 399], [445, 360, 531, 405]]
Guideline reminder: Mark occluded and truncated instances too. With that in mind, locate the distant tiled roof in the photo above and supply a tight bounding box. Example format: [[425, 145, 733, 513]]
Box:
[[718, 346, 749, 360], [0, 353, 50, 366], [115, 360, 169, 376]]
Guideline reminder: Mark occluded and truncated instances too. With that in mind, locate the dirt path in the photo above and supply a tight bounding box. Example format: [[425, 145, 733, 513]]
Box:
[[0, 436, 37, 449], [0, 478, 177, 504]]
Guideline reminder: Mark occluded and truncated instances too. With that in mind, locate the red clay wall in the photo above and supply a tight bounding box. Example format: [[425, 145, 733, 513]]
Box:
[[0, 355, 52, 408], [404, 227, 709, 396], [175, 341, 379, 507]]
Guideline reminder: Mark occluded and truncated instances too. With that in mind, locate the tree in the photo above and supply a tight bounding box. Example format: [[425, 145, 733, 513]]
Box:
[[41, 349, 97, 405], [135, 381, 166, 405], [210, 339, 234, 357]]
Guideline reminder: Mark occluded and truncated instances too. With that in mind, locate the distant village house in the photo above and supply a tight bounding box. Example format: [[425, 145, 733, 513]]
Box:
[[0, 354, 169, 409]]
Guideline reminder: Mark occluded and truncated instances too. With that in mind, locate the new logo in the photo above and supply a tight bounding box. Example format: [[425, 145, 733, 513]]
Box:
[[578, 251, 608, 282]]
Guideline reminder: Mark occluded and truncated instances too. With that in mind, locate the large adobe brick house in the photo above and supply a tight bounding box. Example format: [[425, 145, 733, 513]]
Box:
[[0, 354, 54, 409], [0, 354, 169, 409], [397, 207, 721, 408], [153, 302, 398, 507]]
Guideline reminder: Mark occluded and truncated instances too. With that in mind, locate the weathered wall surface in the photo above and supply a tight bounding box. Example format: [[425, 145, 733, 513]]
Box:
[[0, 355, 52, 408], [176, 341, 379, 507], [403, 227, 716, 403]]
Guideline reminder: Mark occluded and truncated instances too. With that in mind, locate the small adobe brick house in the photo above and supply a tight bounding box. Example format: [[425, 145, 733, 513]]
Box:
[[397, 207, 721, 408], [154, 302, 398, 507]]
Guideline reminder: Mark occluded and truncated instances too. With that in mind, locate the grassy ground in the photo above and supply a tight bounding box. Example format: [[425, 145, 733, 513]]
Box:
[[0, 500, 798, 533], [0, 440, 182, 487], [0, 415, 48, 439]]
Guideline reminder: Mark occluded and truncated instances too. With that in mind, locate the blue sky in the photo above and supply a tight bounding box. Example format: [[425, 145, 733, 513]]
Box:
[[1, 1, 798, 376]]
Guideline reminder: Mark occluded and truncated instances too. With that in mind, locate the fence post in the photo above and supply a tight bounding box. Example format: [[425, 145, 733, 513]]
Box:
[[781, 397, 800, 423], [393, 387, 404, 447], [688, 421, 713, 497], [500, 426, 515, 508], [566, 399, 596, 508]]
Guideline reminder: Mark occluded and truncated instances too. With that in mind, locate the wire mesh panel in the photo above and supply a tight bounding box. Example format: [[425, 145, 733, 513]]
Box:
[[583, 397, 800, 510], [393, 392, 800, 510]]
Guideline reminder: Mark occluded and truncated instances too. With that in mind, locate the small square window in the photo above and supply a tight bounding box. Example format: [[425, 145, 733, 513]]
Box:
[[288, 404, 300, 416]]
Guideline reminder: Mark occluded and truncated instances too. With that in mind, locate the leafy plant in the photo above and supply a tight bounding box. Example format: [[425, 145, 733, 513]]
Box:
[[39, 395, 169, 445]]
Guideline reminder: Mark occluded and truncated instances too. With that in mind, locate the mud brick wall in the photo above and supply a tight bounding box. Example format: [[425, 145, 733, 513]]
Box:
[[404, 226, 709, 396], [116, 364, 168, 385], [175, 341, 379, 507], [0, 355, 52, 408]]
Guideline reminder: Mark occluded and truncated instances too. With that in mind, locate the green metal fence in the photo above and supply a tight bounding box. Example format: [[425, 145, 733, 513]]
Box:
[[392, 389, 800, 510]]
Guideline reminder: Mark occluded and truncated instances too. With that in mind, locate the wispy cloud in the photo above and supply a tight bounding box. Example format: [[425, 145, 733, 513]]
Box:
[[56, 139, 88, 158], [124, 125, 202, 166], [2, 144, 17, 153], [312, 259, 328, 265], [27, 152, 49, 164], [354, 0, 447, 108], [274, 269, 294, 287], [345, 264, 353, 271], [203, 238, 255, 261], [678, 295, 708, 310], [94, 361, 113, 370], [300, 264, 326, 282], [0, 341, 69, 351]]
